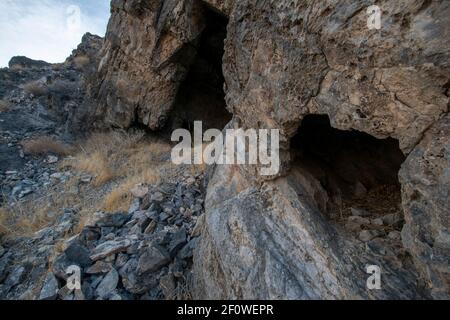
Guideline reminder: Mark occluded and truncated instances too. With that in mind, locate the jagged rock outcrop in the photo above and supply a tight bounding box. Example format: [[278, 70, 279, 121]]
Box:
[[2, 0, 448, 300], [87, 0, 208, 130], [82, 0, 449, 299], [8, 57, 51, 70], [223, 0, 449, 156], [0, 33, 103, 136], [192, 0, 449, 299]]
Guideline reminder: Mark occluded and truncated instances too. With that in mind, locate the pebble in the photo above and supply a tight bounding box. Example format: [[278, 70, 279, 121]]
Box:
[[359, 230, 379, 242], [80, 174, 92, 183], [90, 239, 132, 261], [350, 207, 371, 217], [372, 218, 384, 226], [348, 216, 370, 225], [95, 268, 119, 299], [388, 231, 402, 240], [131, 184, 148, 199], [86, 261, 112, 274], [47, 155, 59, 164]]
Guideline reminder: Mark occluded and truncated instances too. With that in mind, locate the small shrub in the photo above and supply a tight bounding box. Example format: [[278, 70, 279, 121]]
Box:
[[23, 81, 48, 96], [21, 136, 73, 156], [102, 169, 159, 212], [0, 203, 55, 237], [73, 151, 115, 187], [0, 99, 11, 112], [73, 55, 90, 69]]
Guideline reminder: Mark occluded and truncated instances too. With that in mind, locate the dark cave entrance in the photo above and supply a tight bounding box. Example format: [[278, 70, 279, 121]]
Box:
[[290, 115, 406, 232], [169, 4, 232, 133]]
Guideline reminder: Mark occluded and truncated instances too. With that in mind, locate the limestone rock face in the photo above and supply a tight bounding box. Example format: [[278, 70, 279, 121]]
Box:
[[223, 0, 449, 154], [194, 164, 427, 299], [193, 0, 450, 299], [87, 0, 207, 130], [77, 0, 449, 299], [400, 114, 450, 299]]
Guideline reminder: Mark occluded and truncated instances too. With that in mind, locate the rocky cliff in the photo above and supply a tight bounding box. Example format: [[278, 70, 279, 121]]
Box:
[[1, 0, 449, 300], [85, 0, 449, 299]]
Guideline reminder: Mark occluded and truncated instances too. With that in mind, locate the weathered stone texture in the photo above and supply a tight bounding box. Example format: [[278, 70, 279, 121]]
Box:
[[223, 0, 449, 154], [88, 0, 207, 129], [400, 114, 450, 299], [194, 0, 450, 299], [72, 0, 450, 299]]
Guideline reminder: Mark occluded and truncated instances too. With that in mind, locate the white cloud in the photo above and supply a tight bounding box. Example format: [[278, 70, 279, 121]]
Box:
[[0, 0, 110, 67]]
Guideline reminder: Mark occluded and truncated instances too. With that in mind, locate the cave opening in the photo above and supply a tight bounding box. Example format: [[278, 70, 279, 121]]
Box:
[[169, 3, 232, 133], [290, 115, 406, 235]]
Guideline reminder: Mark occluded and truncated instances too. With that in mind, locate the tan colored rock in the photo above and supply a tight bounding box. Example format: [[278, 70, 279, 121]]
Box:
[[223, 0, 449, 160], [194, 0, 449, 300], [399, 114, 450, 299]]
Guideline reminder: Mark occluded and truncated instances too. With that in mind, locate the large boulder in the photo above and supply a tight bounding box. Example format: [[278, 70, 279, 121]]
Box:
[[193, 163, 427, 299]]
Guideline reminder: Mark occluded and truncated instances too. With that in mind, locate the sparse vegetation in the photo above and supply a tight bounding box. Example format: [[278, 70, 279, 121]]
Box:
[[1, 130, 202, 239], [23, 80, 48, 96], [73, 55, 90, 69], [0, 207, 9, 235], [0, 99, 11, 112], [1, 202, 53, 237], [102, 168, 159, 212], [21, 136, 73, 156]]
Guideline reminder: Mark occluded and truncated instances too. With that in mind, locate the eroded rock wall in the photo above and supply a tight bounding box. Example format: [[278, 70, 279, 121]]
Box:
[[87, 0, 207, 130], [81, 0, 449, 299], [194, 0, 450, 299], [223, 0, 449, 154]]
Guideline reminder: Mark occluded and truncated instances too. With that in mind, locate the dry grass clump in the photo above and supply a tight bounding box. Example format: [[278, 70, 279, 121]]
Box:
[[0, 207, 10, 235], [102, 169, 159, 212], [0, 99, 11, 112], [73, 55, 90, 69], [71, 131, 167, 212], [23, 81, 48, 96], [60, 130, 170, 212], [21, 136, 73, 156], [71, 151, 114, 187], [3, 130, 177, 238], [0, 176, 85, 238], [0, 203, 53, 237], [67, 131, 146, 187]]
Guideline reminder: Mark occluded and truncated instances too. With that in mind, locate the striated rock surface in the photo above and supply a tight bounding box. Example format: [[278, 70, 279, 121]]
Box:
[[194, 164, 426, 299]]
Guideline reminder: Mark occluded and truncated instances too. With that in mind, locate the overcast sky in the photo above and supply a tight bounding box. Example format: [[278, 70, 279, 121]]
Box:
[[0, 0, 110, 67]]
